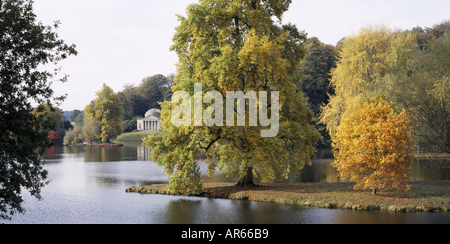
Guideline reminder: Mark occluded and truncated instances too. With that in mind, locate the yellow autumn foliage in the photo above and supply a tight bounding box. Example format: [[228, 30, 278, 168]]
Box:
[[320, 24, 394, 135], [331, 96, 414, 194], [143, 0, 320, 194]]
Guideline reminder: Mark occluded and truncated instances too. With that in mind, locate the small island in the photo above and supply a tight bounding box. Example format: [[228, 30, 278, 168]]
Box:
[[126, 181, 450, 213]]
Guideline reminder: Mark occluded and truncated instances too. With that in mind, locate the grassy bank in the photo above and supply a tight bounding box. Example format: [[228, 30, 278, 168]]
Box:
[[114, 131, 160, 142], [126, 181, 450, 213]]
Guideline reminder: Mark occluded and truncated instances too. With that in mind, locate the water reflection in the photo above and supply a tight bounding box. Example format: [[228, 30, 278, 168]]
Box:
[[410, 158, 450, 181], [149, 196, 450, 224], [284, 159, 343, 183], [199, 157, 450, 183], [137, 145, 152, 161], [276, 158, 450, 183], [13, 142, 446, 224]]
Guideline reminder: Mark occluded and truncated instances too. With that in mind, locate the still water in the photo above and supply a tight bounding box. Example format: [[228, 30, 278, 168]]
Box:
[[4, 142, 450, 224]]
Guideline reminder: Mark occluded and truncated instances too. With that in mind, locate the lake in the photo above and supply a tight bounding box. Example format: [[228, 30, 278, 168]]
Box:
[[3, 142, 450, 224]]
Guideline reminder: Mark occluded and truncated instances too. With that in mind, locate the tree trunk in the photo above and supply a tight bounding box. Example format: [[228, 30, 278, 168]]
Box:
[[236, 167, 257, 187], [372, 188, 377, 195]]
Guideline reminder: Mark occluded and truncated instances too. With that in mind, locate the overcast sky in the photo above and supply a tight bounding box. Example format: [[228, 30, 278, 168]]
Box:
[[32, 0, 450, 111]]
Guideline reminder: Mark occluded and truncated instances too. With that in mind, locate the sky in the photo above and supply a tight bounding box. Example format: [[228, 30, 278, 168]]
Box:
[[32, 0, 450, 111]]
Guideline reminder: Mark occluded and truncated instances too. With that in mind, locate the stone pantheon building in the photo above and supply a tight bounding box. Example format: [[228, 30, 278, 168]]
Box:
[[137, 108, 161, 131]]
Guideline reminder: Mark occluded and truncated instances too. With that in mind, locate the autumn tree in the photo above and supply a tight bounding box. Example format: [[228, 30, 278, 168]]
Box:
[[143, 0, 320, 194], [85, 84, 124, 142], [0, 0, 77, 220], [320, 24, 394, 135], [332, 96, 414, 195], [47, 130, 61, 141], [320, 22, 450, 154]]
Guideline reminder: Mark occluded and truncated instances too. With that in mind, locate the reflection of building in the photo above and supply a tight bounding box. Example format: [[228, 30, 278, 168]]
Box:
[[137, 145, 152, 161], [137, 108, 161, 131]]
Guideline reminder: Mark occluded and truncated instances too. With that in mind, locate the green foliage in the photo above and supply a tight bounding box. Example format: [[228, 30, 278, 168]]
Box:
[[82, 117, 100, 143], [69, 110, 82, 122], [85, 84, 124, 142], [117, 74, 174, 121], [300, 37, 336, 115], [122, 117, 137, 132], [34, 103, 69, 145], [385, 20, 450, 153], [321, 21, 450, 153], [0, 0, 77, 220], [74, 113, 85, 126], [64, 124, 84, 145], [143, 0, 320, 194], [299, 37, 336, 151]]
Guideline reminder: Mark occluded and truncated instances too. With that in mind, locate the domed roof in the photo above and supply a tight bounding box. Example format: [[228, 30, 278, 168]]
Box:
[[145, 108, 160, 118]]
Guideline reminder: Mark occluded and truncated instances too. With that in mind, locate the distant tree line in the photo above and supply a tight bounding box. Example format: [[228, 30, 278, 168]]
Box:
[[62, 74, 174, 145], [118, 74, 174, 132], [321, 20, 450, 154], [35, 104, 74, 145], [298, 20, 450, 155]]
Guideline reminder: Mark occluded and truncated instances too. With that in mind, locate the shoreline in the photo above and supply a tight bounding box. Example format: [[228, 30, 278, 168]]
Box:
[[126, 181, 450, 213], [74, 143, 124, 147]]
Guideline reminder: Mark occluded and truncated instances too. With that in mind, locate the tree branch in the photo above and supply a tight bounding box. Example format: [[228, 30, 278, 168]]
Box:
[[202, 136, 221, 152]]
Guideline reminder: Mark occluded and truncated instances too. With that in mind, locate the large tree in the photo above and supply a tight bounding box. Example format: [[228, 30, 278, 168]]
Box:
[[0, 0, 77, 220], [143, 0, 320, 194], [386, 22, 450, 153], [85, 84, 124, 143], [320, 24, 394, 136], [118, 74, 175, 120]]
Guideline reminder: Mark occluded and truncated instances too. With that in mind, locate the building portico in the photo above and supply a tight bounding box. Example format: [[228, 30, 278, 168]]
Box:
[[137, 108, 161, 131]]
